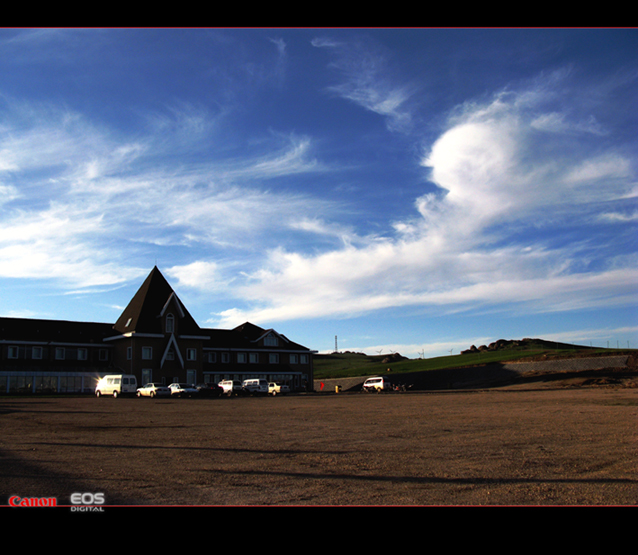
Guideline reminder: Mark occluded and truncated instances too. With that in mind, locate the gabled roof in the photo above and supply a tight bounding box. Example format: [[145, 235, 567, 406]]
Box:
[[232, 322, 268, 341], [112, 266, 201, 335], [230, 322, 311, 351]]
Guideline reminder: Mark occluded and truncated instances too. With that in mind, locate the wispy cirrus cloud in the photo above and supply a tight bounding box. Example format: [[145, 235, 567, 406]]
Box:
[[208, 72, 637, 328], [312, 36, 415, 133], [0, 98, 335, 288]]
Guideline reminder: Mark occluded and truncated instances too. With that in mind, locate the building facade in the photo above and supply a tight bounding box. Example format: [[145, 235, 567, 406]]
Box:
[[0, 267, 314, 394]]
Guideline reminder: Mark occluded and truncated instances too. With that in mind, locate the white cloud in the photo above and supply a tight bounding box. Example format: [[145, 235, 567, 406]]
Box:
[[598, 211, 638, 222], [314, 37, 415, 133], [0, 59, 634, 331], [541, 326, 638, 345], [422, 119, 523, 225], [211, 79, 637, 327], [269, 37, 286, 57], [238, 136, 320, 178], [311, 37, 344, 49], [0, 183, 18, 205], [0, 100, 335, 288], [564, 154, 632, 184], [167, 261, 228, 292]]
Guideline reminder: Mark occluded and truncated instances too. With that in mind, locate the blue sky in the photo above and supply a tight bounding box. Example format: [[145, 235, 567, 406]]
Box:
[[0, 28, 636, 357]]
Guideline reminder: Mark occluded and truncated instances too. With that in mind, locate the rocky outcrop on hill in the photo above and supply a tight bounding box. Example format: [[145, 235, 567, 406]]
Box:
[[382, 353, 406, 364], [460, 338, 570, 354]]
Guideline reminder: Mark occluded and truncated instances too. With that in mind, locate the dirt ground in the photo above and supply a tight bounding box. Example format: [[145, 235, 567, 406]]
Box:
[[1, 374, 636, 507]]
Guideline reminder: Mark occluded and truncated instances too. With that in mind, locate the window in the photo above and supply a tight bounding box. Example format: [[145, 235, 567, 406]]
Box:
[[221, 353, 230, 363], [166, 350, 175, 361], [206, 352, 216, 363], [249, 353, 259, 364], [300, 354, 308, 364], [264, 334, 278, 346], [166, 314, 174, 333], [127, 346, 132, 360], [8, 346, 19, 359], [32, 346, 42, 360], [142, 347, 152, 360], [78, 348, 88, 361], [290, 354, 298, 364], [99, 349, 108, 361], [269, 353, 279, 364], [55, 347, 65, 360], [187, 348, 197, 361], [237, 352, 247, 364]]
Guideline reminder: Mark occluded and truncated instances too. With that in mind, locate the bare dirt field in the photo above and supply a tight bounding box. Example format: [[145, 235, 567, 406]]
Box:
[[1, 374, 636, 507]]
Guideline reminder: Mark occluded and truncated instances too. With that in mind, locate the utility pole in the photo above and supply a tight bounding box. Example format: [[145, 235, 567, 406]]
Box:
[[335, 335, 338, 353]]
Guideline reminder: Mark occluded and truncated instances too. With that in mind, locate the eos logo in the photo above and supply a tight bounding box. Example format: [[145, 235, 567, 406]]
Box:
[[71, 492, 105, 506]]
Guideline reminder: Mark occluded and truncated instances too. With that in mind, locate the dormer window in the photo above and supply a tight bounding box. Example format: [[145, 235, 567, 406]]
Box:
[[166, 314, 174, 333], [264, 334, 278, 347]]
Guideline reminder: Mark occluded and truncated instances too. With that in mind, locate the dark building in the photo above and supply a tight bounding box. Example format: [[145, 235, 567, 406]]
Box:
[[0, 267, 314, 394]]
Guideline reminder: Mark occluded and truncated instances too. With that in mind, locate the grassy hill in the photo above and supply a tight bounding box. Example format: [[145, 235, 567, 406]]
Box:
[[313, 338, 631, 380]]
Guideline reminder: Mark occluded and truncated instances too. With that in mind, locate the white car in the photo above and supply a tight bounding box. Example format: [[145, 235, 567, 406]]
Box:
[[136, 383, 171, 398], [168, 383, 199, 397], [268, 382, 290, 396]]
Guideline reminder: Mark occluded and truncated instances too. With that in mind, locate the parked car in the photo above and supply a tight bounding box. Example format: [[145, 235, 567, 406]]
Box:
[[243, 378, 269, 395], [362, 376, 392, 393], [95, 374, 138, 398], [268, 382, 290, 396], [136, 383, 171, 398], [168, 383, 199, 397], [195, 383, 223, 397], [218, 380, 244, 396]]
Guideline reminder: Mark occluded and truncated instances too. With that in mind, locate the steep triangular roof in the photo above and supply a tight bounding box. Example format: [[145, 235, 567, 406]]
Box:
[[113, 266, 201, 335]]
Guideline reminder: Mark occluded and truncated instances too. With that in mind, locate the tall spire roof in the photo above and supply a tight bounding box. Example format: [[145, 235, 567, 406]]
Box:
[[113, 266, 201, 335]]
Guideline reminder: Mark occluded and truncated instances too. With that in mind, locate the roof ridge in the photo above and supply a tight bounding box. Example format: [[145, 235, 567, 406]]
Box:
[[112, 267, 200, 335]]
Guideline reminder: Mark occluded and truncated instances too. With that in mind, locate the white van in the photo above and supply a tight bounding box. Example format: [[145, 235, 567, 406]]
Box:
[[95, 374, 138, 398], [242, 378, 269, 395], [218, 379, 244, 396], [362, 376, 392, 393]]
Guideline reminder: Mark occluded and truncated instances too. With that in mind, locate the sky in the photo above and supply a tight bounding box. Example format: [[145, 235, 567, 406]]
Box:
[[0, 28, 636, 358]]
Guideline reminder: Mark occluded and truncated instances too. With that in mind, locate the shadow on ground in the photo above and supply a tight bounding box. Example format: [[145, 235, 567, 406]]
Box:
[[0, 448, 140, 505]]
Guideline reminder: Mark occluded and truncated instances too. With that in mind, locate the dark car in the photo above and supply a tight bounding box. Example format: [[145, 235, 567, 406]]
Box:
[[195, 383, 224, 397]]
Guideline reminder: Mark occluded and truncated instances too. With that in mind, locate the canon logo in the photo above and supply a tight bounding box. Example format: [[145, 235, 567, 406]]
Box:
[[9, 496, 57, 507]]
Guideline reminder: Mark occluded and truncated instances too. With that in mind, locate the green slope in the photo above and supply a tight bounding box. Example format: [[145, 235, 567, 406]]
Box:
[[313, 338, 630, 380]]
